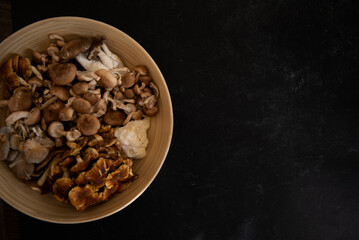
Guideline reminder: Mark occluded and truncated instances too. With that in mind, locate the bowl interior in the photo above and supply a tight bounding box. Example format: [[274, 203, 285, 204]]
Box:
[[0, 17, 173, 223]]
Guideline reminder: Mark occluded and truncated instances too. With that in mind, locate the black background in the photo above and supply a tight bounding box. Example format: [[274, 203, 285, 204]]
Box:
[[2, 0, 359, 239]]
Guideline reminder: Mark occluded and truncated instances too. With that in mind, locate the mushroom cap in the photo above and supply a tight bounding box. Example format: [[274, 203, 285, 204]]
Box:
[[8, 87, 33, 112], [77, 114, 101, 136], [72, 82, 89, 96], [47, 121, 65, 138], [58, 107, 76, 121], [122, 72, 136, 88], [143, 105, 159, 117], [71, 98, 92, 114], [59, 37, 92, 60], [24, 107, 41, 125], [18, 138, 50, 164], [28, 76, 43, 87], [103, 109, 126, 126], [42, 100, 64, 124], [53, 177, 74, 201], [134, 65, 149, 75], [48, 62, 77, 85], [83, 92, 99, 106], [50, 86, 70, 101], [95, 69, 117, 90]]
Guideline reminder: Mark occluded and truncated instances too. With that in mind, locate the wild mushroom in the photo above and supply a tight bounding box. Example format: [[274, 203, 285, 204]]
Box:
[[18, 57, 32, 80], [103, 109, 126, 126], [122, 72, 136, 88], [49, 85, 70, 101], [83, 92, 100, 106], [59, 37, 92, 60], [48, 62, 77, 85], [76, 53, 109, 72], [0, 87, 33, 112], [48, 121, 81, 142], [90, 99, 107, 118], [28, 76, 43, 95], [42, 100, 64, 125], [77, 114, 101, 136], [95, 69, 117, 90], [71, 98, 92, 114], [134, 65, 149, 76], [47, 44, 60, 62], [52, 169, 74, 202], [71, 82, 88, 96], [49, 34, 66, 47], [0, 126, 11, 161], [5, 111, 30, 126], [8, 153, 34, 180], [58, 107, 76, 121], [24, 107, 41, 126], [17, 138, 50, 164]]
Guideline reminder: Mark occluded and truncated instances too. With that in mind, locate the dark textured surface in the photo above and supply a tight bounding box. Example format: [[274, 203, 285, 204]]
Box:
[[2, 0, 359, 239]]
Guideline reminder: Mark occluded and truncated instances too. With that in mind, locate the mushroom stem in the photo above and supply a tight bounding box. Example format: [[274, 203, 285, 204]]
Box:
[[40, 96, 58, 110]]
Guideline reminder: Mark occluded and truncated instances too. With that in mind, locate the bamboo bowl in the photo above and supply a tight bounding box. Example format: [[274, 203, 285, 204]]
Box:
[[0, 17, 173, 223]]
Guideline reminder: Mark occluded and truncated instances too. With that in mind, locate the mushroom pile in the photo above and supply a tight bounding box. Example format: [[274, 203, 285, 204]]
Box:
[[0, 34, 160, 210]]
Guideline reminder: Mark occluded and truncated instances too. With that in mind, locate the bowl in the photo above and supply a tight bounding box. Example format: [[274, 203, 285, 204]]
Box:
[[0, 16, 173, 223]]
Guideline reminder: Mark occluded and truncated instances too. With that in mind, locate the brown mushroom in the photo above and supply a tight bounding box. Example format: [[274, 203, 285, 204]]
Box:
[[24, 107, 41, 125], [17, 138, 49, 164], [68, 184, 103, 211], [48, 62, 77, 85], [77, 114, 101, 136], [103, 109, 126, 126], [48, 121, 81, 142], [71, 98, 92, 114], [50, 86, 70, 101], [42, 100, 64, 125], [71, 82, 88, 96], [59, 37, 92, 60], [122, 72, 136, 88], [28, 76, 43, 95], [143, 105, 159, 117], [18, 57, 32, 80], [0, 87, 33, 112], [58, 107, 76, 121], [134, 65, 149, 76], [53, 176, 73, 202], [83, 92, 99, 106], [95, 69, 117, 90]]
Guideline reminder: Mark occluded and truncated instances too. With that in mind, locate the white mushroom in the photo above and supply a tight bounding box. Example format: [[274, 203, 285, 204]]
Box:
[[75, 53, 109, 72], [101, 43, 125, 68]]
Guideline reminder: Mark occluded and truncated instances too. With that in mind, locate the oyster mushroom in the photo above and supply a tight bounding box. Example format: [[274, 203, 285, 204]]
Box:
[[76, 53, 109, 72], [9, 153, 34, 180], [5, 111, 30, 126], [48, 62, 77, 85], [48, 121, 81, 142], [17, 138, 50, 164], [0, 87, 33, 112], [59, 37, 92, 60], [77, 114, 101, 136]]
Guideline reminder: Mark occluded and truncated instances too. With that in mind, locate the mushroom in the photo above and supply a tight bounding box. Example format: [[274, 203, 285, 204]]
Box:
[[95, 69, 117, 90], [0, 87, 33, 112], [49, 85, 70, 101], [88, 43, 114, 69], [122, 72, 136, 88], [100, 42, 125, 68], [90, 99, 107, 118], [58, 107, 76, 121], [76, 71, 100, 82], [42, 100, 64, 125], [83, 92, 100, 106], [134, 65, 149, 76], [49, 34, 66, 47], [103, 109, 126, 126], [77, 114, 101, 136], [59, 37, 92, 60], [143, 105, 159, 117], [52, 170, 74, 202], [48, 62, 77, 85], [28, 76, 43, 95], [71, 82, 88, 96], [76, 53, 109, 72], [71, 98, 92, 114], [5, 111, 30, 126], [24, 107, 41, 126], [8, 153, 34, 180], [17, 138, 50, 164], [18, 57, 32, 80], [48, 121, 81, 142], [0, 127, 11, 161], [47, 44, 60, 62]]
